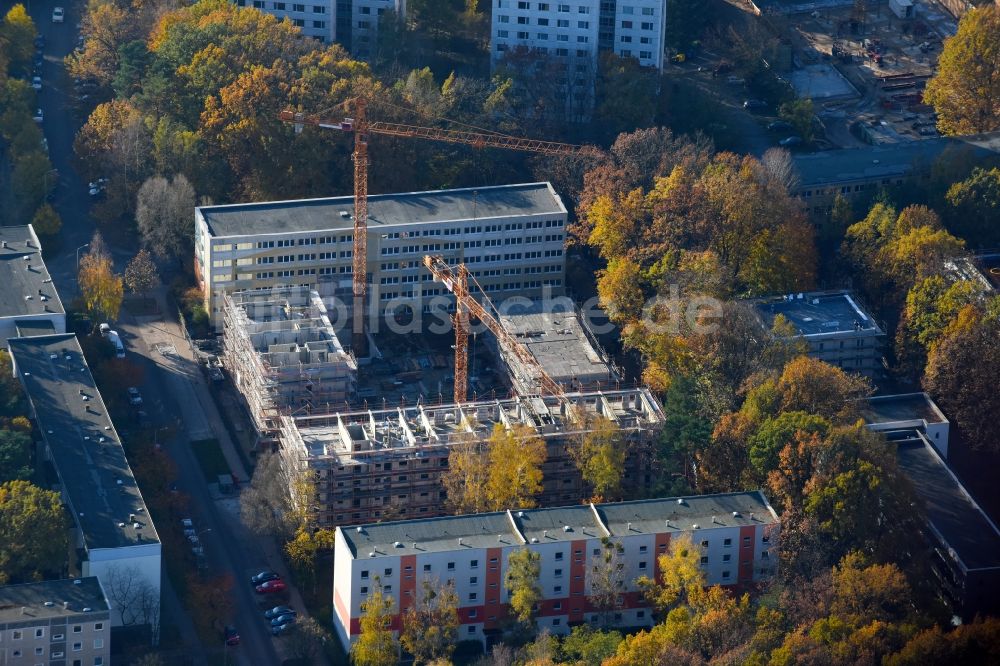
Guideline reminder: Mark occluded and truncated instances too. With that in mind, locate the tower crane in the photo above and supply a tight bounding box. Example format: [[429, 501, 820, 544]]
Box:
[[422, 255, 567, 406], [278, 98, 583, 357]]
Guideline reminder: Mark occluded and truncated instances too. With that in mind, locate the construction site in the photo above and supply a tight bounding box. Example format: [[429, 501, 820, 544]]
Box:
[[278, 387, 665, 527], [221, 288, 358, 445]]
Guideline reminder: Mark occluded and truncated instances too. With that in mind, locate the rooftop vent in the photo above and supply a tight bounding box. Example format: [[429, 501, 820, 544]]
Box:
[[562, 525, 571, 532], [749, 512, 755, 521], [692, 523, 700, 530], [676, 498, 684, 505], [63, 601, 69, 610], [732, 511, 740, 518], [1, 241, 6, 248], [530, 537, 538, 544], [517, 511, 525, 518], [73, 579, 81, 585], [394, 541, 403, 548], [627, 522, 632, 531], [542, 530, 547, 539], [356, 526, 363, 533], [412, 543, 417, 549], [369, 551, 376, 558], [118, 522, 126, 528], [339, 211, 350, 218], [82, 607, 91, 612], [44, 601, 54, 607]]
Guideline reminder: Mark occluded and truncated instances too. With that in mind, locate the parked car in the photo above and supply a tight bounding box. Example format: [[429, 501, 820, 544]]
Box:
[[264, 606, 295, 620], [778, 135, 803, 147], [270, 614, 296, 628], [88, 178, 108, 197], [250, 571, 280, 586], [33, 108, 43, 123], [224, 626, 240, 646], [767, 120, 792, 132], [272, 622, 295, 636], [31, 76, 41, 91], [743, 99, 767, 110], [726, 75, 745, 85], [52, 7, 65, 23], [127, 387, 143, 406], [33, 54, 43, 69], [256, 579, 287, 595], [33, 35, 45, 48]]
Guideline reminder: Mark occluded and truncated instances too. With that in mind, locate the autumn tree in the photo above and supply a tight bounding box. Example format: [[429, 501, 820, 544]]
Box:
[[895, 276, 984, 376], [589, 537, 626, 627], [351, 583, 397, 666], [124, 248, 160, 303], [747, 355, 872, 425], [186, 573, 234, 637], [135, 175, 196, 260], [505, 548, 541, 626], [486, 424, 547, 510], [886, 617, 1000, 665], [0, 480, 67, 583], [441, 433, 490, 515], [924, 297, 1000, 452], [399, 579, 460, 664], [924, 6, 1000, 135], [284, 527, 335, 594], [639, 534, 704, 613], [1, 5, 35, 73], [79, 250, 124, 323], [570, 416, 626, 501]]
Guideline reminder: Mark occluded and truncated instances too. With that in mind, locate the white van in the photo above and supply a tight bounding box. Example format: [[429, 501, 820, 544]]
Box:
[[100, 324, 125, 358]]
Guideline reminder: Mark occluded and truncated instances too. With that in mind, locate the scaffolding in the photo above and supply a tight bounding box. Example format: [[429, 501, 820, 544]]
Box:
[[222, 288, 358, 445]]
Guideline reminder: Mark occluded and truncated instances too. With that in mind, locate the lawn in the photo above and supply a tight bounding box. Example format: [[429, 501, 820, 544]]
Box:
[[190, 438, 230, 481]]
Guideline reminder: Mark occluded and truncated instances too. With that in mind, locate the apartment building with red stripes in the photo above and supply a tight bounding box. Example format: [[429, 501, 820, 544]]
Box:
[[332, 491, 780, 647]]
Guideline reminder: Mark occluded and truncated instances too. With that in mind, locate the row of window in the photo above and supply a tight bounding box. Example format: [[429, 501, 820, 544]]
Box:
[[4, 624, 103, 640], [238, 0, 326, 10], [498, 0, 654, 14]]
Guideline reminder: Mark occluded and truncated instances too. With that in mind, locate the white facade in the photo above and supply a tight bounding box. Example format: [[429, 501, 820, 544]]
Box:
[[235, 0, 335, 42], [332, 493, 780, 647], [490, 0, 667, 74], [349, 0, 405, 59], [84, 545, 163, 628], [194, 183, 568, 330]]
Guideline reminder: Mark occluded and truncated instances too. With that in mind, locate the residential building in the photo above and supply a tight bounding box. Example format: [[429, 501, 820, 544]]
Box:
[[0, 225, 65, 349], [490, 0, 667, 116], [279, 387, 664, 527], [338, 0, 405, 59], [888, 429, 1000, 620], [221, 287, 358, 445], [232, 0, 335, 43], [861, 392, 950, 457], [7, 334, 161, 629], [332, 491, 780, 646], [790, 131, 1000, 216], [194, 182, 569, 332], [947, 251, 1000, 293], [495, 300, 619, 395], [0, 577, 111, 666], [747, 290, 885, 378]]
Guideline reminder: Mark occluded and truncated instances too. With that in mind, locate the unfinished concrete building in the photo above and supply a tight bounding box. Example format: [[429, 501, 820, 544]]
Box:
[[495, 301, 620, 395], [278, 388, 665, 528], [222, 288, 357, 444]]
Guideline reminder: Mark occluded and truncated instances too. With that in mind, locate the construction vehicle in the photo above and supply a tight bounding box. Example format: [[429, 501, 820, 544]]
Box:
[[422, 255, 566, 406], [278, 99, 583, 357]]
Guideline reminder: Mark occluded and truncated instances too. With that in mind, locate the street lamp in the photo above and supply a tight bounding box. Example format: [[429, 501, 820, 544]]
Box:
[[75, 243, 89, 272]]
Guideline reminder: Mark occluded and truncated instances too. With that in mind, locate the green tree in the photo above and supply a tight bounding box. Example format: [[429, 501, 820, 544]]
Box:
[[351, 582, 397, 666], [0, 351, 25, 417], [399, 579, 460, 664], [924, 6, 1000, 135], [560, 625, 624, 666], [944, 166, 1000, 247], [124, 249, 159, 303], [30, 203, 62, 237], [505, 548, 541, 625], [896, 276, 983, 375], [0, 428, 32, 483], [665, 0, 713, 51], [779, 98, 815, 143], [748, 411, 831, 479], [0, 480, 67, 583], [1, 5, 36, 73]]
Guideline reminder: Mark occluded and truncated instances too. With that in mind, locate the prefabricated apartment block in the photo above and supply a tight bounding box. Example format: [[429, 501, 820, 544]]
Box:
[[333, 492, 780, 646], [222, 288, 358, 444], [279, 388, 665, 528], [195, 183, 569, 333]]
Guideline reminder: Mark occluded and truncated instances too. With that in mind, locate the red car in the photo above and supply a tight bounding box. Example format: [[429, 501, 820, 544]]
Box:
[[255, 579, 286, 594]]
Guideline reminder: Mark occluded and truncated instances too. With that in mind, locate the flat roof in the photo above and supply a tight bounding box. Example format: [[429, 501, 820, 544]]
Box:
[[861, 393, 948, 427], [973, 253, 1000, 291], [750, 290, 883, 339], [792, 131, 1000, 189], [896, 434, 1000, 572], [340, 492, 778, 559], [499, 301, 616, 386], [199, 183, 567, 238], [0, 577, 108, 623], [8, 334, 159, 550], [14, 319, 56, 337], [0, 226, 64, 320]]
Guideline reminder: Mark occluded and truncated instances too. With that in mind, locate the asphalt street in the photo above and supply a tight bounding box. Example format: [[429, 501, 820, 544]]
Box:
[[19, 2, 297, 663]]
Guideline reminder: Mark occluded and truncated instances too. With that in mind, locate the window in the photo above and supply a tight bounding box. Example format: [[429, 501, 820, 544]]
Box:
[[642, 6, 654, 14], [700, 556, 709, 564], [639, 561, 647, 570], [360, 586, 368, 594], [723, 538, 732, 547], [468, 626, 476, 634], [383, 585, 392, 592], [553, 602, 562, 610], [448, 562, 455, 570], [723, 554, 732, 562], [557, 18, 569, 26], [94, 639, 104, 649], [641, 21, 653, 30], [54, 633, 64, 640], [577, 20, 589, 28], [518, 0, 528, 6], [273, 2, 286, 8], [313, 20, 325, 27], [95, 659, 105, 666], [762, 550, 770, 559], [423, 564, 432, 572], [469, 592, 478, 601], [292, 4, 304, 10], [621, 20, 632, 28], [470, 576, 478, 584], [35, 647, 45, 656], [12, 630, 22, 640], [498, 14, 509, 22], [73, 626, 82, 634], [578, 5, 589, 12], [743, 536, 752, 547], [361, 570, 369, 579], [554, 568, 563, 577], [471, 559, 479, 568], [722, 571, 731, 579], [555, 552, 563, 561], [558, 3, 570, 11], [314, 5, 326, 11], [35, 629, 44, 638], [554, 585, 562, 593], [639, 545, 648, 553], [73, 643, 83, 652], [517, 15, 528, 23]]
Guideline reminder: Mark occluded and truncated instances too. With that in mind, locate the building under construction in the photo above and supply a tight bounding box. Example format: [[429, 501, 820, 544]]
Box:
[[222, 288, 357, 444], [279, 387, 665, 527]]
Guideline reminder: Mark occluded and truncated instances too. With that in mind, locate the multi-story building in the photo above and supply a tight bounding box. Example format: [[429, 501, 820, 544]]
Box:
[[222, 287, 358, 445], [490, 0, 667, 115], [747, 290, 885, 378], [332, 491, 780, 646], [0, 577, 111, 666], [233, 0, 336, 43], [194, 182, 569, 333], [279, 387, 664, 527], [0, 225, 65, 349], [8, 334, 161, 629], [861, 392, 950, 457]]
